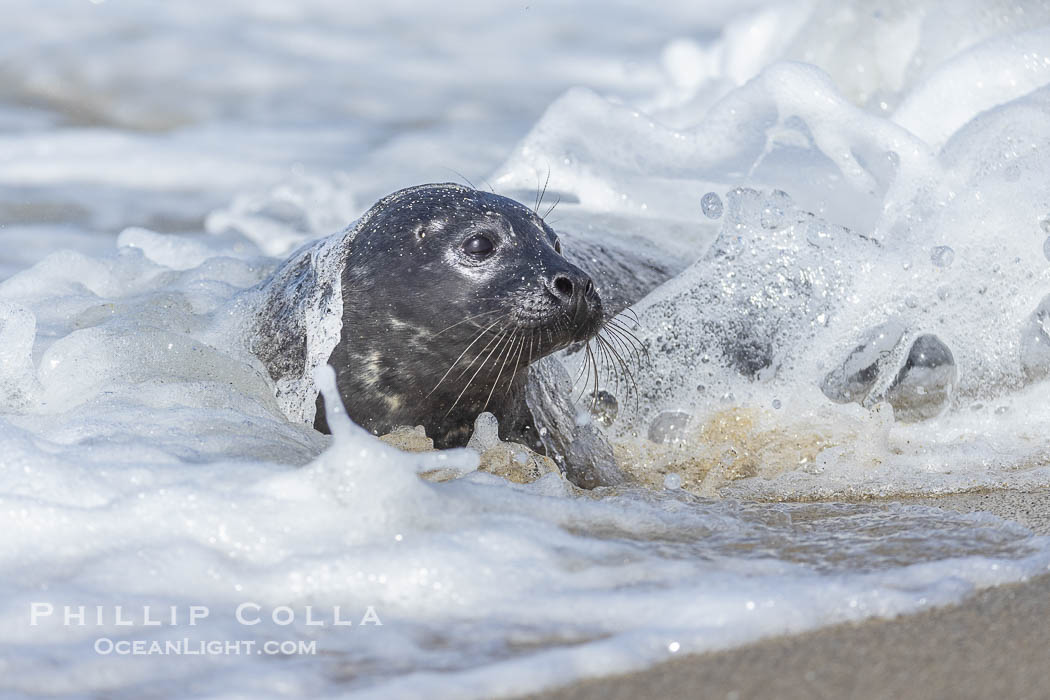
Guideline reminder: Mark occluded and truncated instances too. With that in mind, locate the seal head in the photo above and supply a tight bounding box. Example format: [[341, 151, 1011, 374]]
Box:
[[314, 183, 604, 447]]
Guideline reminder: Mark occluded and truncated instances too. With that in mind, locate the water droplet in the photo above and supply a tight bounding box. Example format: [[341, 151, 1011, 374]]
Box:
[[1020, 294, 1050, 383], [995, 405, 1009, 415], [467, 412, 502, 451], [648, 411, 692, 444], [663, 473, 682, 489], [930, 246, 955, 268], [588, 390, 618, 427], [759, 190, 791, 230], [700, 192, 723, 219], [804, 222, 832, 248], [820, 319, 905, 404], [885, 334, 957, 423]]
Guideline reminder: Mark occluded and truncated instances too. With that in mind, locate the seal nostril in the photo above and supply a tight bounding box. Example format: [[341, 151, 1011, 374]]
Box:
[[585, 280, 594, 296], [553, 275, 573, 298]]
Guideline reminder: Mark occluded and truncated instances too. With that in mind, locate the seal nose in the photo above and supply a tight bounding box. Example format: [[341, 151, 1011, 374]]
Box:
[[546, 270, 594, 306]]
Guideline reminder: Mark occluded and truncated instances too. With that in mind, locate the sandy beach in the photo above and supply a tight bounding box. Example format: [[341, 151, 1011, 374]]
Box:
[[527, 489, 1050, 700]]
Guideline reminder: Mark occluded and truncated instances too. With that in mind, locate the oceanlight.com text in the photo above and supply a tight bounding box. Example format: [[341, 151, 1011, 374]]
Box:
[[94, 638, 318, 656]]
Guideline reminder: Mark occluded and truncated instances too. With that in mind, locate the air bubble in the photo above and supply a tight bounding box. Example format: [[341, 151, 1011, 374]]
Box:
[[930, 246, 955, 268], [663, 473, 682, 489], [700, 192, 723, 219], [772, 399, 782, 409]]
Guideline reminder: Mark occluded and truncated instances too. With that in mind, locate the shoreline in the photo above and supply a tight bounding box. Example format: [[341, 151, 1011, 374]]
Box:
[[524, 488, 1050, 700]]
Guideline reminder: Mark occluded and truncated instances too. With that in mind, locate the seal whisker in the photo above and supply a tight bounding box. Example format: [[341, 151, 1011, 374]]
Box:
[[586, 342, 600, 408], [597, 331, 640, 411], [594, 335, 620, 397], [571, 338, 595, 403], [504, 332, 528, 401], [619, 307, 642, 326], [604, 317, 649, 364], [577, 341, 599, 408], [526, 328, 536, 384], [601, 322, 636, 362], [605, 325, 646, 373], [542, 195, 561, 221], [605, 313, 641, 337], [444, 167, 477, 190], [482, 329, 520, 412], [572, 344, 591, 388], [427, 315, 508, 398], [534, 167, 551, 215], [597, 333, 635, 394], [605, 337, 631, 401], [432, 308, 505, 337], [452, 324, 510, 383], [591, 343, 602, 407], [447, 327, 514, 416]]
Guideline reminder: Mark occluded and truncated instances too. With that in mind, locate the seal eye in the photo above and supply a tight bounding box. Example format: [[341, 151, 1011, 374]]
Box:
[[463, 234, 495, 257]]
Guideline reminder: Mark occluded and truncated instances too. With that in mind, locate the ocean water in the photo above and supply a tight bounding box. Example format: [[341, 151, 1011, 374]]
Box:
[[3, 0, 1050, 697]]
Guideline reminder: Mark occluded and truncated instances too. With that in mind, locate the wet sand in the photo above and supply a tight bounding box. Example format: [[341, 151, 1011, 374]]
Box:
[[526, 489, 1050, 700]]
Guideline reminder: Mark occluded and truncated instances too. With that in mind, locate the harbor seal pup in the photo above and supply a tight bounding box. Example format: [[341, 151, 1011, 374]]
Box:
[[247, 183, 626, 484]]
